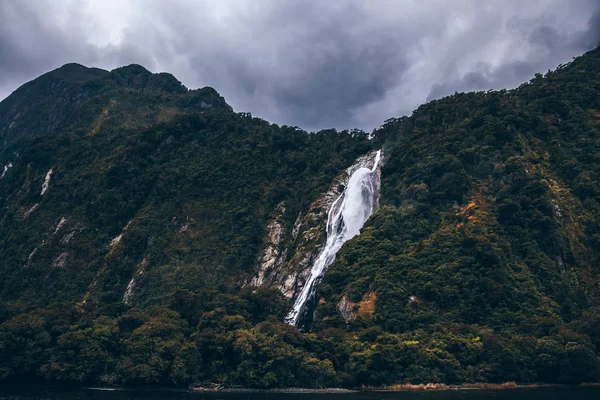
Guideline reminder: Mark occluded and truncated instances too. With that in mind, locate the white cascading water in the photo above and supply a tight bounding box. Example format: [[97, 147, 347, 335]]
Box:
[[285, 150, 382, 326]]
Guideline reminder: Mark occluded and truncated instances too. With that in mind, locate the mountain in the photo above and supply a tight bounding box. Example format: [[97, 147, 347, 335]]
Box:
[[0, 48, 599, 388]]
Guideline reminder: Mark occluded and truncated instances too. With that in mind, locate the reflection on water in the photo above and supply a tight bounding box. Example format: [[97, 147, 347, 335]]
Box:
[[1, 386, 600, 400]]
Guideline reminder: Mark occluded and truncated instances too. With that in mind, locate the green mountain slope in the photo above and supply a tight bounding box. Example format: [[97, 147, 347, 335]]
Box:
[[318, 48, 600, 331], [0, 49, 599, 387], [0, 64, 372, 310], [313, 47, 600, 384]]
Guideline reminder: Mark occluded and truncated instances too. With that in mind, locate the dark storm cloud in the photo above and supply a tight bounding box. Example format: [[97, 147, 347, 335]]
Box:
[[0, 0, 599, 131], [0, 1, 155, 97], [427, 3, 600, 102], [0, 1, 78, 84], [199, 3, 408, 129], [581, 9, 600, 49], [427, 61, 536, 101], [144, 1, 413, 130]]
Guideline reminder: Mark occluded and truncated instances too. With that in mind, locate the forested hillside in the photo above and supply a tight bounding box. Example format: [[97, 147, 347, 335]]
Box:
[[0, 47, 599, 388]]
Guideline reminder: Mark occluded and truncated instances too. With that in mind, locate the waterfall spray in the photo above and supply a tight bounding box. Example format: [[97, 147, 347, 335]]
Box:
[[285, 150, 382, 326]]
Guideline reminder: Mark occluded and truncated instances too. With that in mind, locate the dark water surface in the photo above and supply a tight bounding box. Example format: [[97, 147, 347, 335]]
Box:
[[1, 386, 600, 400]]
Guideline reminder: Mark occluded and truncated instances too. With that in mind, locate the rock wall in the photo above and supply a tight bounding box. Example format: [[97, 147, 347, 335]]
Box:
[[248, 149, 383, 302]]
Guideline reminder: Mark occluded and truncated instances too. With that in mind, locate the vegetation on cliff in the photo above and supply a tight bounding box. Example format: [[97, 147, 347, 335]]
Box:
[[1, 48, 600, 387]]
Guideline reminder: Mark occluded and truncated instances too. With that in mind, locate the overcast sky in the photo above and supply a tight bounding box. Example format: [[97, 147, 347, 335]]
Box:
[[1, 0, 599, 131]]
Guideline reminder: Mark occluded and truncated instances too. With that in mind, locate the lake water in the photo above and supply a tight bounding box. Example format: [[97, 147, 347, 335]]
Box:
[[1, 386, 600, 400]]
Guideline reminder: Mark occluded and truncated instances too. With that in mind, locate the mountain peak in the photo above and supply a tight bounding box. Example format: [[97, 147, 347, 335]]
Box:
[[0, 63, 229, 147], [110, 64, 151, 76], [43, 63, 109, 84], [109, 64, 188, 94]]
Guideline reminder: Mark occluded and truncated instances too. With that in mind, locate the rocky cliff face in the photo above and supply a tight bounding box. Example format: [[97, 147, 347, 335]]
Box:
[[248, 202, 288, 292], [0, 62, 373, 309], [249, 149, 383, 304]]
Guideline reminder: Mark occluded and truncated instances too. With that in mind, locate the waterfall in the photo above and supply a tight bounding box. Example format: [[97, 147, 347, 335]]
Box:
[[285, 150, 382, 326]]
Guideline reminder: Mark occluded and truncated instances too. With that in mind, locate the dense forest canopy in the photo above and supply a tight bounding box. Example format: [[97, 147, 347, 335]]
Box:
[[0, 47, 599, 387]]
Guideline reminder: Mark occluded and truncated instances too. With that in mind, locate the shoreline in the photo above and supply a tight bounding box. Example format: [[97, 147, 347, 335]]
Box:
[[2, 382, 597, 395], [189, 382, 600, 393], [369, 382, 546, 391], [209, 388, 356, 393]]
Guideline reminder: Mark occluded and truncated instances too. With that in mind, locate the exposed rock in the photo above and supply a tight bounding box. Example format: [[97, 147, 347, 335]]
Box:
[[248, 149, 384, 303], [249, 202, 287, 288], [337, 292, 377, 323], [552, 200, 563, 218], [27, 247, 38, 265], [24, 203, 39, 217], [61, 223, 85, 244], [337, 295, 355, 323], [41, 168, 52, 195], [0, 162, 12, 179], [285, 150, 383, 296], [110, 233, 123, 248], [53, 217, 68, 234], [123, 278, 136, 304], [109, 220, 133, 253], [52, 251, 69, 268], [557, 255, 566, 276], [170, 215, 195, 232], [291, 212, 303, 239], [123, 258, 148, 304], [60, 232, 75, 244]]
